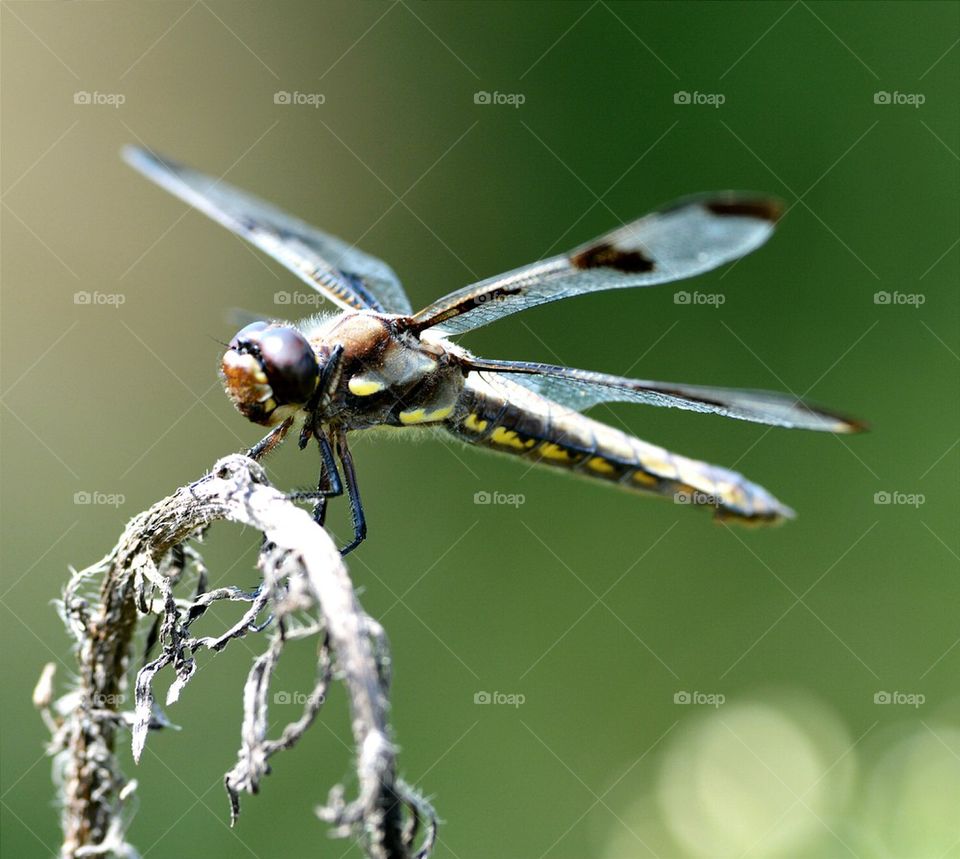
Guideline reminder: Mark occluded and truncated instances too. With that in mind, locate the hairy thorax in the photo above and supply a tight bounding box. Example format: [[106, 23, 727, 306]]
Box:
[[306, 311, 467, 430]]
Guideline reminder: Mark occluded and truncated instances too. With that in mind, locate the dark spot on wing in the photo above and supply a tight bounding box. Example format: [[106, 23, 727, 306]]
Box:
[[571, 241, 655, 273], [410, 285, 524, 331], [706, 198, 783, 223], [466, 286, 523, 308]]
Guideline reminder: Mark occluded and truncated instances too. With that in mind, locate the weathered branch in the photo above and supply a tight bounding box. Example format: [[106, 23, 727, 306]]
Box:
[[37, 454, 435, 858]]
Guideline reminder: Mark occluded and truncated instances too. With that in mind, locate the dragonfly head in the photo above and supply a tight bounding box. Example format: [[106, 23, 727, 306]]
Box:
[[221, 321, 319, 425]]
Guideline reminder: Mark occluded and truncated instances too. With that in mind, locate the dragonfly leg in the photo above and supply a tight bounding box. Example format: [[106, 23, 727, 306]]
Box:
[[311, 469, 331, 528], [247, 417, 293, 461], [289, 433, 343, 527], [304, 344, 345, 415], [334, 429, 366, 556], [312, 433, 343, 527]]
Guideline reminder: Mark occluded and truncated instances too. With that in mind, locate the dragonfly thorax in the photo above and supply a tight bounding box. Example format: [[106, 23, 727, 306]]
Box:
[[307, 311, 466, 430]]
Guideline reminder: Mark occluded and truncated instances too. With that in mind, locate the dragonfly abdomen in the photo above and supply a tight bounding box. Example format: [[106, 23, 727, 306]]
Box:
[[448, 373, 794, 524]]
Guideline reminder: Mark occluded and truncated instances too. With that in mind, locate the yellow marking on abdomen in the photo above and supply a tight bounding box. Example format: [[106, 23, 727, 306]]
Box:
[[462, 413, 488, 433], [632, 469, 658, 486], [348, 376, 385, 396], [538, 442, 572, 462], [586, 456, 617, 475], [399, 404, 454, 425], [490, 426, 537, 451]]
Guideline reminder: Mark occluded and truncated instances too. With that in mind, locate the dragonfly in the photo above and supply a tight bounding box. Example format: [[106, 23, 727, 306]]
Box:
[[124, 146, 863, 554]]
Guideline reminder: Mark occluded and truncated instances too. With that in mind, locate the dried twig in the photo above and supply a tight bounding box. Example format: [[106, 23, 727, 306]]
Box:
[[36, 454, 435, 858]]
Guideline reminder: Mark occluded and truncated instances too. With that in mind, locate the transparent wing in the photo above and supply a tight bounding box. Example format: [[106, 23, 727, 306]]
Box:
[[411, 193, 782, 334], [122, 146, 413, 315], [467, 359, 864, 433]]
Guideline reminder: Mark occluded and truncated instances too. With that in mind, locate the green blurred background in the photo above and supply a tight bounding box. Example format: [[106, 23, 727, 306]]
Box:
[[2, 1, 958, 856]]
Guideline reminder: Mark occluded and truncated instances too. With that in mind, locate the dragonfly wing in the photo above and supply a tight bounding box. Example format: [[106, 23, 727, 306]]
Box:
[[123, 146, 413, 314], [411, 193, 782, 334], [466, 359, 864, 433]]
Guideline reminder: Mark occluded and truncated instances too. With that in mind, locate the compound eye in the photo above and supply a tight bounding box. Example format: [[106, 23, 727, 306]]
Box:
[[256, 327, 319, 405], [229, 320, 270, 352]]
